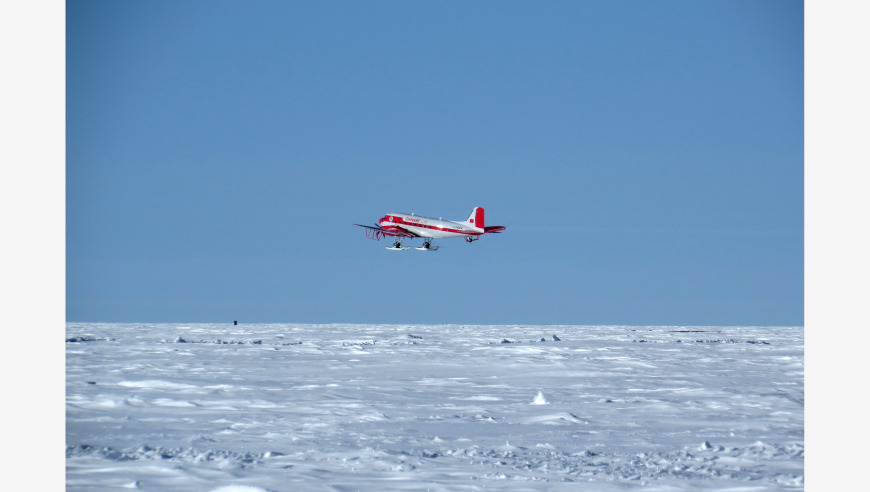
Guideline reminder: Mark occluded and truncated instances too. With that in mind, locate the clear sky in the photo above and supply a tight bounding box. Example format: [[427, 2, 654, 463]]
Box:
[[65, 0, 804, 325]]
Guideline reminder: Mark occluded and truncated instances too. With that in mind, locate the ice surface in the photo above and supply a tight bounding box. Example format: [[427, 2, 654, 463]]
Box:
[[66, 323, 803, 490]]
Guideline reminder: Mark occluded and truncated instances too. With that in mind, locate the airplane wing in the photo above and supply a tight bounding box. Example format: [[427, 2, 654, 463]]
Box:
[[353, 224, 417, 238]]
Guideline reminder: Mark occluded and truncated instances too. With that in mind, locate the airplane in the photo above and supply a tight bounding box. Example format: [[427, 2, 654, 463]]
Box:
[[354, 207, 505, 251]]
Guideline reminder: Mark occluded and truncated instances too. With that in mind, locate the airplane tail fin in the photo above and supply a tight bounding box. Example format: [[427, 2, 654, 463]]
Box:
[[465, 207, 485, 230]]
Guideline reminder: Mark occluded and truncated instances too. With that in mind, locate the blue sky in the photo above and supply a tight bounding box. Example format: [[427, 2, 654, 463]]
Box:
[[66, 0, 803, 325]]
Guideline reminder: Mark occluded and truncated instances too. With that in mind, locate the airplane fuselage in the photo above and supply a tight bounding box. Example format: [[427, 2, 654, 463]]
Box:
[[354, 206, 503, 249], [378, 213, 480, 239]]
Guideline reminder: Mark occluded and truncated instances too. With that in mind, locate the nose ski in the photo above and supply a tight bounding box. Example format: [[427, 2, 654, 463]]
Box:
[[386, 240, 410, 251]]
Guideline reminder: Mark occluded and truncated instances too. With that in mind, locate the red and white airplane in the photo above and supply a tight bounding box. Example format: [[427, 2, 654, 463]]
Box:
[[354, 207, 505, 251]]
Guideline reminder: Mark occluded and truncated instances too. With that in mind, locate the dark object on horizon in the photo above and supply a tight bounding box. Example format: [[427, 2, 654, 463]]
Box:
[[234, 320, 238, 325]]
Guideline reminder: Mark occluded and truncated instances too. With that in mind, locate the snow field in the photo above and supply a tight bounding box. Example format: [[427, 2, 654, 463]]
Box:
[[67, 323, 803, 491]]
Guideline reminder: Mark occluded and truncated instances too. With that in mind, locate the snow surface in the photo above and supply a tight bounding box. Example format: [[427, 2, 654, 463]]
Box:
[[66, 323, 803, 491]]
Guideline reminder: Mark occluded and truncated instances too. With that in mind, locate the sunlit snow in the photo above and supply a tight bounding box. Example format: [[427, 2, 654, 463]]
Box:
[[66, 323, 803, 491]]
